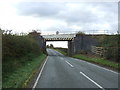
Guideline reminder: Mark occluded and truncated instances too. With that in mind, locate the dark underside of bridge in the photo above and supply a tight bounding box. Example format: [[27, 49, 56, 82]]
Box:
[[44, 35, 98, 56], [46, 40, 73, 56]]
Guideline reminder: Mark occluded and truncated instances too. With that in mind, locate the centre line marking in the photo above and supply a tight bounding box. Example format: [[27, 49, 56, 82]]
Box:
[[66, 61, 74, 67], [80, 72, 105, 90]]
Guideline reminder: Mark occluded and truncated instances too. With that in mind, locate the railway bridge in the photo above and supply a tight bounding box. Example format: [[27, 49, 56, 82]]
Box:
[[42, 34, 76, 56], [30, 32, 98, 56]]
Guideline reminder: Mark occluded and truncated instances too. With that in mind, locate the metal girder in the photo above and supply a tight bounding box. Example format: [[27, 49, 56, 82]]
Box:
[[42, 34, 75, 41]]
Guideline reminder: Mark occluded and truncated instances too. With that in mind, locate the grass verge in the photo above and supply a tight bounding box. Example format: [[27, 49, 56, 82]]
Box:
[[53, 48, 67, 56], [53, 48, 119, 70], [2, 53, 46, 88], [73, 54, 120, 69]]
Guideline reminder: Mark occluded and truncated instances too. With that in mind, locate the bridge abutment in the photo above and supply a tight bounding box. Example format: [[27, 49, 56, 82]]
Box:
[[68, 40, 75, 56], [73, 34, 98, 54], [29, 32, 47, 54]]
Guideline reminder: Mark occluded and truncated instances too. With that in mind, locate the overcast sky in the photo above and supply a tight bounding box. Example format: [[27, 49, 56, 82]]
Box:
[[0, 0, 119, 48]]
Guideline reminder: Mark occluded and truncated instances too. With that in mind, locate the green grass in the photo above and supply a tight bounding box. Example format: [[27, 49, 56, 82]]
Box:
[[53, 49, 67, 56], [73, 54, 120, 69], [2, 53, 46, 88], [53, 48, 119, 69]]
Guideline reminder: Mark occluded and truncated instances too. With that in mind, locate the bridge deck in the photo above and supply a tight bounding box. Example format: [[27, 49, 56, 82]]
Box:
[[42, 34, 76, 41]]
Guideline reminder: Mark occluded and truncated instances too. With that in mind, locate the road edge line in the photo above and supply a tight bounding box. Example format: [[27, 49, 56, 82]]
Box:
[[32, 56, 48, 89], [80, 72, 105, 90], [86, 62, 118, 74], [72, 58, 118, 74]]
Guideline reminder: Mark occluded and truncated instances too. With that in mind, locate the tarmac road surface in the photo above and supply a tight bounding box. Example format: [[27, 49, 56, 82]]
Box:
[[33, 49, 119, 89]]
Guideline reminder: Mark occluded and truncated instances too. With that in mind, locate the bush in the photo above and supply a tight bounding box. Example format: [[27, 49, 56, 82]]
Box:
[[2, 33, 41, 75], [2, 34, 40, 61], [104, 47, 118, 62], [76, 31, 85, 35], [94, 35, 119, 62]]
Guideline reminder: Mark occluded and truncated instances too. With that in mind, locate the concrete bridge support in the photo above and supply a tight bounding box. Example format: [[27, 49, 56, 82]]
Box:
[[73, 35, 98, 54], [68, 35, 98, 56], [34, 36, 46, 54], [68, 40, 75, 56], [29, 32, 47, 54]]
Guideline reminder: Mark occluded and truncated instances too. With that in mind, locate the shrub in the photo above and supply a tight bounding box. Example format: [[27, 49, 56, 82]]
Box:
[[104, 47, 118, 62], [2, 34, 40, 61], [76, 31, 85, 36], [94, 35, 119, 62], [2, 33, 41, 75]]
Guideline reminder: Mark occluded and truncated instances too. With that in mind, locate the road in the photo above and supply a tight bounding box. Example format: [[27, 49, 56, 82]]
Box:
[[33, 49, 119, 89]]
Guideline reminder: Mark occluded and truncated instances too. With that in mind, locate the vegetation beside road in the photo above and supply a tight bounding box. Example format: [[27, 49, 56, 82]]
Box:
[[54, 48, 119, 70], [92, 34, 119, 62], [73, 54, 119, 69], [2, 30, 47, 88], [53, 48, 67, 56], [3, 53, 46, 88]]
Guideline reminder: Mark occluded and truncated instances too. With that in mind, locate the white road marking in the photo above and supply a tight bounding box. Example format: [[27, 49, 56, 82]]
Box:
[[32, 56, 48, 90], [86, 62, 118, 74], [71, 58, 118, 74], [80, 72, 105, 90], [66, 61, 74, 68]]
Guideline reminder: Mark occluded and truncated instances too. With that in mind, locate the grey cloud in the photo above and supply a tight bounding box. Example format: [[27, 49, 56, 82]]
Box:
[[16, 2, 118, 33], [16, 2, 65, 17], [16, 2, 117, 22], [65, 3, 117, 24], [62, 9, 98, 23]]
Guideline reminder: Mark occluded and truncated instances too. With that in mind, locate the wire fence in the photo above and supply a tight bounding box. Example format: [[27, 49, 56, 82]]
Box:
[[41, 30, 118, 35]]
